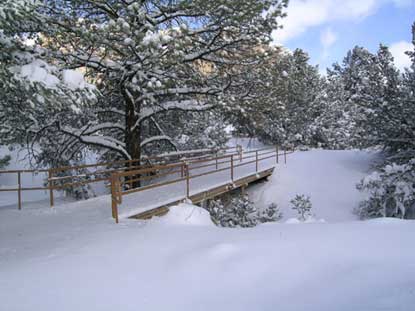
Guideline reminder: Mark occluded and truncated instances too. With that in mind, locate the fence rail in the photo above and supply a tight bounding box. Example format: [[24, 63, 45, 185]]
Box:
[[0, 146, 241, 210]]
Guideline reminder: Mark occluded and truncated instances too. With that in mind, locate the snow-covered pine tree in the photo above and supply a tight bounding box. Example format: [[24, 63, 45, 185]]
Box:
[[256, 203, 283, 223], [355, 23, 415, 219], [15, 0, 288, 167], [243, 48, 325, 148], [395, 22, 415, 160], [357, 160, 415, 219], [319, 45, 402, 150], [0, 0, 97, 167], [290, 194, 312, 221], [312, 71, 356, 149]]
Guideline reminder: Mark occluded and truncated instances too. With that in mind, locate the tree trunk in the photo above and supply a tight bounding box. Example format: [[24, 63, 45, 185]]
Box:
[[124, 87, 141, 189]]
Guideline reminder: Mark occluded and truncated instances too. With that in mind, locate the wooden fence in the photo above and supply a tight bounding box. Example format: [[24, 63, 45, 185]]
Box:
[[0, 146, 241, 210]]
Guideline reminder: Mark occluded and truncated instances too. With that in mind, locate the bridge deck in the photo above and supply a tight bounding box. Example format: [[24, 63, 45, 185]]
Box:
[[117, 157, 278, 219]]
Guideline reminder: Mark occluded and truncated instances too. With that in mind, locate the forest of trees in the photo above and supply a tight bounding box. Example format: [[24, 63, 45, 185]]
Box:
[[1, 1, 414, 218]]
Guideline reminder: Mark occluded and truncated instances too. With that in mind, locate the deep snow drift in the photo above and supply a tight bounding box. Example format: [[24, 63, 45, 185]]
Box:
[[1, 150, 414, 311]]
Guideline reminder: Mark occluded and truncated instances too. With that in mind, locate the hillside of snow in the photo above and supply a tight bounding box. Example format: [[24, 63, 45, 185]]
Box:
[[1, 150, 415, 311], [249, 149, 378, 222]]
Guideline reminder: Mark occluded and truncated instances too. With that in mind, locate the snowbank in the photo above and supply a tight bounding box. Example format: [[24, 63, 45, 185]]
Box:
[[153, 203, 214, 226]]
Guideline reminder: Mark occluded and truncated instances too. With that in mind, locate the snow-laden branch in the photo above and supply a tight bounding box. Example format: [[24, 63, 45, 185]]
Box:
[[140, 135, 175, 148], [82, 122, 125, 135], [139, 87, 222, 100], [58, 125, 130, 159], [133, 99, 213, 130]]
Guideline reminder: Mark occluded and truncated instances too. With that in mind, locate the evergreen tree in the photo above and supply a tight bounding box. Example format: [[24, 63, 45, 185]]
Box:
[[0, 0, 97, 167], [24, 0, 288, 165], [242, 48, 325, 148], [355, 23, 415, 219], [320, 45, 403, 150]]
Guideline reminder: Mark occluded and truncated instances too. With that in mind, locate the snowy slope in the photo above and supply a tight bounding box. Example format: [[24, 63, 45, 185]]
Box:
[[250, 149, 377, 222], [1, 150, 415, 311]]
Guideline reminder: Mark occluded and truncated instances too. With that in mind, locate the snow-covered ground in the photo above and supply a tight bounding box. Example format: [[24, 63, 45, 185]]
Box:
[[249, 149, 377, 222], [1, 150, 415, 311]]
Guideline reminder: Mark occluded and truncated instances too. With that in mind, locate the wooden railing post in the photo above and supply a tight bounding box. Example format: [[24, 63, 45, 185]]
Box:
[[284, 149, 287, 164], [255, 150, 258, 172], [237, 144, 242, 162], [110, 173, 119, 224], [17, 171, 22, 210], [231, 155, 234, 182], [181, 162, 184, 177], [48, 169, 54, 208], [185, 163, 190, 198], [276, 146, 279, 164], [215, 152, 218, 170]]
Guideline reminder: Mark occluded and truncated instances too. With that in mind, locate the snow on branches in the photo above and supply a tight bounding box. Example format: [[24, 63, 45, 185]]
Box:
[[0, 0, 288, 166]]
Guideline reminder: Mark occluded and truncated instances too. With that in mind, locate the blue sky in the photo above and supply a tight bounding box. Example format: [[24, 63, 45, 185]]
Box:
[[272, 0, 415, 73]]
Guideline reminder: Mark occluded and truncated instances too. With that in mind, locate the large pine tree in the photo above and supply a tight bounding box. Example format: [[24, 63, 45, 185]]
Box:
[[35, 0, 288, 163]]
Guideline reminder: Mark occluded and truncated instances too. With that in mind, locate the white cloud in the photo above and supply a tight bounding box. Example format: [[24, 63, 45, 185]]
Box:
[[272, 0, 414, 44], [320, 27, 337, 49], [389, 41, 412, 71], [273, 0, 379, 44], [320, 27, 337, 59]]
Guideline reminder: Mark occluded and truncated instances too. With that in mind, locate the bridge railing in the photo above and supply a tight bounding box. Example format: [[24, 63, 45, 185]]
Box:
[[0, 146, 240, 210], [110, 146, 294, 223]]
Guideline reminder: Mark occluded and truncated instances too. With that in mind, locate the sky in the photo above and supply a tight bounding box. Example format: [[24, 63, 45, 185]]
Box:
[[272, 0, 415, 73]]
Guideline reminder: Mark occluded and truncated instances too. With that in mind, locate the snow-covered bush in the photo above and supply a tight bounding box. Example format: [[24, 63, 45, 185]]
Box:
[[207, 195, 256, 228], [0, 155, 11, 169], [356, 160, 415, 219], [206, 195, 282, 228], [290, 194, 313, 221], [257, 203, 283, 223]]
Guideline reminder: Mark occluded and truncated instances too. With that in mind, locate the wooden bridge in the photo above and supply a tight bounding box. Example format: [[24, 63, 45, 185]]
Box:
[[0, 145, 292, 223], [110, 146, 291, 223]]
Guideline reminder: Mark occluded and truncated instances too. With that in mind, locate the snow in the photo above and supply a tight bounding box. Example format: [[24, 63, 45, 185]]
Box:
[[152, 203, 214, 226], [10, 58, 94, 91], [1, 150, 415, 311], [16, 59, 60, 87], [249, 149, 376, 222], [61, 69, 88, 90]]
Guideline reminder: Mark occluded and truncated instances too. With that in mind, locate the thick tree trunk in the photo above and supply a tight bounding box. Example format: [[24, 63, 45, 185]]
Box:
[[124, 87, 141, 189]]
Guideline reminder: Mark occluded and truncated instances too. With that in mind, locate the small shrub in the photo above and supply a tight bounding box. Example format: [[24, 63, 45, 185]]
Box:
[[206, 195, 282, 228], [290, 194, 312, 221], [257, 203, 283, 223], [0, 155, 11, 169]]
